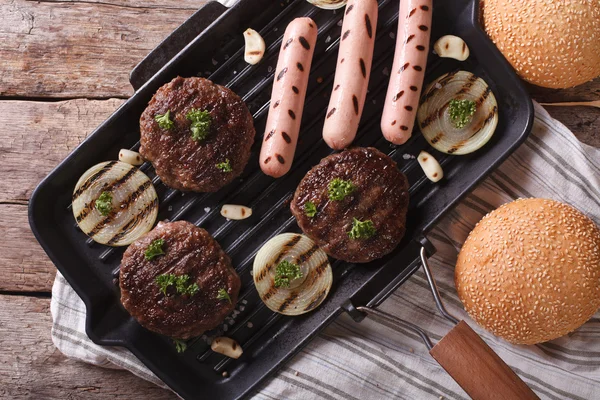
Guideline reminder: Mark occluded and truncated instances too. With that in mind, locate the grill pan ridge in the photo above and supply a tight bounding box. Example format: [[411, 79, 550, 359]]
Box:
[[29, 0, 534, 398]]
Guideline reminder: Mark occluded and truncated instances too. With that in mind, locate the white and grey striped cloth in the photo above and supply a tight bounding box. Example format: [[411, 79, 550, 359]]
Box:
[[51, 99, 600, 399]]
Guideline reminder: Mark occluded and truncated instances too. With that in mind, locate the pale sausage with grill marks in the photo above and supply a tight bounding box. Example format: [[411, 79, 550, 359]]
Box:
[[381, 0, 432, 145], [260, 18, 318, 178], [323, 0, 378, 150]]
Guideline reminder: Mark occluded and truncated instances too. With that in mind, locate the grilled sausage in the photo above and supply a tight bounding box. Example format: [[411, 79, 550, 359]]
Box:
[[381, 0, 432, 145], [323, 0, 378, 150], [260, 18, 318, 178]]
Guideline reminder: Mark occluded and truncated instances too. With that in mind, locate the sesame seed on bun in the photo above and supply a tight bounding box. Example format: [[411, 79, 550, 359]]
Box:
[[481, 0, 600, 88], [455, 198, 600, 345]]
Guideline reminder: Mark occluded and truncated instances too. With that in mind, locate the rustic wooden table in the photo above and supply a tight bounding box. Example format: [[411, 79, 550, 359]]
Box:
[[1, 1, 598, 398]]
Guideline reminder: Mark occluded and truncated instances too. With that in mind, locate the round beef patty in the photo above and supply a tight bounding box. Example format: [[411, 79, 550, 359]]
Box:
[[140, 76, 255, 192], [290, 147, 410, 263], [120, 221, 240, 339]]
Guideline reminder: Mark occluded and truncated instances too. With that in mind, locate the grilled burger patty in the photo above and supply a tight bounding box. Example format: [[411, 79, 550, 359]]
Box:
[[120, 221, 240, 339], [290, 147, 410, 263], [140, 77, 255, 192]]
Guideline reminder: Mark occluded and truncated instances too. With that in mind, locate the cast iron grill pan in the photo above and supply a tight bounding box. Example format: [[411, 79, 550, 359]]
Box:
[[29, 0, 533, 398]]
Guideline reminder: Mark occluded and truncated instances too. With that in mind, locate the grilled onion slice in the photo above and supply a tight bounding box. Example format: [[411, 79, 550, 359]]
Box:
[[253, 233, 333, 316], [72, 161, 158, 246], [417, 70, 498, 155], [306, 0, 347, 10]]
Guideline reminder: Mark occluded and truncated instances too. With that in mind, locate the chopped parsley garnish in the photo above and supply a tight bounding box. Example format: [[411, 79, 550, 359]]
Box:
[[186, 109, 211, 141], [274, 260, 303, 288], [448, 99, 476, 129], [155, 110, 174, 130], [304, 201, 317, 217], [145, 238, 165, 261], [173, 339, 187, 353], [155, 273, 199, 296], [216, 159, 233, 172], [348, 218, 376, 240], [328, 178, 355, 201], [217, 288, 232, 304], [95, 191, 113, 216]]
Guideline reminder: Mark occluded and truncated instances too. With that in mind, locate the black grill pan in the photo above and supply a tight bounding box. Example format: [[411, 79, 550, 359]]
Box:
[[29, 0, 534, 399]]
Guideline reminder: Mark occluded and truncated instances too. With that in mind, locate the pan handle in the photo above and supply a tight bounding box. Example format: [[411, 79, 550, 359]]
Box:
[[429, 320, 539, 400], [356, 245, 540, 400]]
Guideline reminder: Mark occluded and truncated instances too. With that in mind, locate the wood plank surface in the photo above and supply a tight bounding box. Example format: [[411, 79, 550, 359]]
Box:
[[0, 0, 208, 98], [0, 294, 176, 399]]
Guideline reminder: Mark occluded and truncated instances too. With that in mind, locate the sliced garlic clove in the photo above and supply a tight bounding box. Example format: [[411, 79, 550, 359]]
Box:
[[433, 35, 469, 61], [211, 337, 243, 359], [306, 0, 347, 10], [243, 29, 265, 65], [119, 149, 144, 166], [418, 151, 444, 183], [220, 204, 252, 220]]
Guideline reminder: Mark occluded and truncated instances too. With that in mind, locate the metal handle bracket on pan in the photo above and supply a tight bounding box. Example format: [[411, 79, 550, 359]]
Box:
[[356, 244, 458, 349], [350, 239, 540, 400]]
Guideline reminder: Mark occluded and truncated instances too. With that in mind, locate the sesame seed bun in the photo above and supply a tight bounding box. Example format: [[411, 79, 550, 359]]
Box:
[[455, 198, 600, 344], [481, 0, 600, 88]]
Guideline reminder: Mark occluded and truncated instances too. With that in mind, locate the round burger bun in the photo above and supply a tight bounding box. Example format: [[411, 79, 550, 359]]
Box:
[[481, 0, 600, 88], [455, 198, 600, 345]]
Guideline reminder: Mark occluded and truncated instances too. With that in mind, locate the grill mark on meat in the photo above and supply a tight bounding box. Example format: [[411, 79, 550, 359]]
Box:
[[409, 8, 416, 17], [399, 62, 409, 73], [410, 85, 418, 91], [278, 291, 299, 312], [264, 156, 272, 164], [365, 14, 373, 39], [281, 131, 292, 144], [400, 125, 409, 131], [416, 45, 426, 51], [342, 30, 351, 40], [283, 38, 293, 50], [292, 86, 300, 94], [420, 5, 429, 11], [276, 154, 285, 164], [392, 91, 404, 102], [406, 34, 415, 43], [419, 25, 428, 31], [277, 67, 288, 81], [273, 100, 280, 109], [360, 58, 367, 78], [346, 4, 354, 14], [391, 120, 397, 126], [352, 95, 359, 115], [334, 84, 340, 91], [297, 62, 304, 72], [107, 197, 158, 245], [327, 108, 336, 119], [288, 110, 296, 120], [72, 161, 118, 201], [405, 105, 413, 111], [413, 65, 423, 71], [299, 36, 311, 50]]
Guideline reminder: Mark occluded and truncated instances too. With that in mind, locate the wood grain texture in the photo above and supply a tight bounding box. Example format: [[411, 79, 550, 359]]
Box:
[[430, 321, 539, 400], [0, 99, 123, 292], [0, 294, 176, 399], [0, 204, 55, 292], [542, 106, 600, 148], [0, 99, 124, 200], [0, 0, 208, 98]]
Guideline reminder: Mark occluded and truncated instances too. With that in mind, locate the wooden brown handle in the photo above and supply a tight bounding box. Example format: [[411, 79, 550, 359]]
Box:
[[429, 321, 539, 400]]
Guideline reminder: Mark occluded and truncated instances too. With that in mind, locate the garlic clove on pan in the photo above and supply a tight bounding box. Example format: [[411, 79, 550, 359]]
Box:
[[417, 151, 444, 183], [243, 28, 266, 65], [433, 35, 470, 61]]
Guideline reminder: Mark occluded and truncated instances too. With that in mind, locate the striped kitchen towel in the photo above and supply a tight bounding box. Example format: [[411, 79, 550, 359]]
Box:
[[51, 97, 600, 399]]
